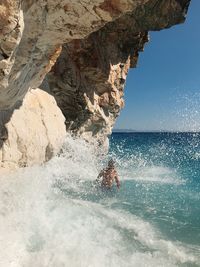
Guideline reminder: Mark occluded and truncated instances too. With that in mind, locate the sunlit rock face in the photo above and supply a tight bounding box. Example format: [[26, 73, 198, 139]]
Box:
[[0, 89, 66, 172], [0, 0, 144, 109], [0, 0, 190, 168]]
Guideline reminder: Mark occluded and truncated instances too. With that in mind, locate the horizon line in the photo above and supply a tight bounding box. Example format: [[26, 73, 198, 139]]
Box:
[[112, 129, 200, 133]]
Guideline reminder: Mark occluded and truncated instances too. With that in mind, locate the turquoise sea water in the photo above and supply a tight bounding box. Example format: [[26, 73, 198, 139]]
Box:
[[110, 133, 200, 248], [0, 133, 200, 266]]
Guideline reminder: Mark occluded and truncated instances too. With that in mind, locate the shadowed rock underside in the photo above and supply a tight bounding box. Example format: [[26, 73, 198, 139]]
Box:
[[42, 0, 190, 144]]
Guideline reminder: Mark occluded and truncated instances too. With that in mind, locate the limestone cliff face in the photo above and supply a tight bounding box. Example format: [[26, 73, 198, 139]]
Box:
[[0, 0, 190, 169], [0, 89, 66, 172], [42, 0, 190, 145], [0, 0, 148, 109]]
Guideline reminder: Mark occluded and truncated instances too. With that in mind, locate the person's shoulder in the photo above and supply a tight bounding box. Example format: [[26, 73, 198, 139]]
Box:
[[113, 169, 118, 175]]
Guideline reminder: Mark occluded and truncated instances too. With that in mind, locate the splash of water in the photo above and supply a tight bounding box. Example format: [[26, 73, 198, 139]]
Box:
[[0, 135, 199, 267], [175, 91, 200, 132]]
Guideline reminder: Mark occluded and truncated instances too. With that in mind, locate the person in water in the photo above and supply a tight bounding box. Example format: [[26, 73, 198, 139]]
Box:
[[97, 159, 120, 189]]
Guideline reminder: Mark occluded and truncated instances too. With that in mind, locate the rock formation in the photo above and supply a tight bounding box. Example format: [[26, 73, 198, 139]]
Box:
[[0, 0, 191, 169], [0, 89, 66, 173], [44, 0, 190, 145]]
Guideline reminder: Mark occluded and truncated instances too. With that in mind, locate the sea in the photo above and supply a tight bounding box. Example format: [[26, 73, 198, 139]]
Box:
[[0, 132, 200, 267]]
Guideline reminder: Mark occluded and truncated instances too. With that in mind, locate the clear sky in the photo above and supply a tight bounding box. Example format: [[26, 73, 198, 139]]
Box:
[[115, 0, 200, 131]]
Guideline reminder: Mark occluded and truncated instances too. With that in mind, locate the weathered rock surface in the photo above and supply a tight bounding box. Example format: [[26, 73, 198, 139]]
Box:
[[0, 0, 150, 109], [0, 0, 191, 169], [0, 89, 66, 172], [44, 0, 190, 145]]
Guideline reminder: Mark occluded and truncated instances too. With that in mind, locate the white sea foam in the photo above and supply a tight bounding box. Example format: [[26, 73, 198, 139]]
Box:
[[0, 136, 198, 267], [193, 152, 200, 160], [122, 165, 184, 184]]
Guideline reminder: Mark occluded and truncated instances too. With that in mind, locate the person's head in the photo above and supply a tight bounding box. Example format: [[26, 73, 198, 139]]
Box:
[[108, 159, 115, 169]]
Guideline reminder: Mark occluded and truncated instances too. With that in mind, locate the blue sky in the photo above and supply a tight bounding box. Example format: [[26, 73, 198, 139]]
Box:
[[115, 0, 200, 131]]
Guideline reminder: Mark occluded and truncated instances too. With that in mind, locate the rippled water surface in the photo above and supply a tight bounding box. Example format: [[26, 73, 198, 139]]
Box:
[[0, 133, 200, 267]]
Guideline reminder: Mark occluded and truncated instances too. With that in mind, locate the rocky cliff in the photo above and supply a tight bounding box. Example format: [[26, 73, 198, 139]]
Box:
[[0, 89, 66, 173], [0, 0, 190, 169]]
